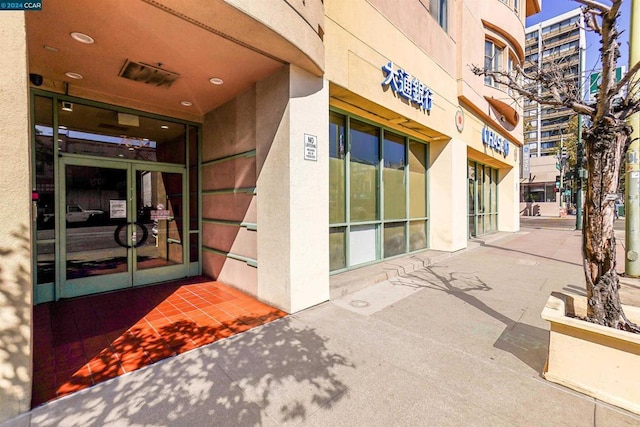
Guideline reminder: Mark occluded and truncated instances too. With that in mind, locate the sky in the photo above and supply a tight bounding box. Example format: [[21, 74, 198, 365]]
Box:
[[525, 0, 632, 73]]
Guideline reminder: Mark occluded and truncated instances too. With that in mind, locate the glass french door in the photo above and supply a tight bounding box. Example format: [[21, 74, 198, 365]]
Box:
[[60, 157, 187, 298]]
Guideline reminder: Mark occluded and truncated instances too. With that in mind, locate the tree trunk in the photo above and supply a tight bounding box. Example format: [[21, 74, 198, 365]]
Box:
[[582, 122, 638, 331]]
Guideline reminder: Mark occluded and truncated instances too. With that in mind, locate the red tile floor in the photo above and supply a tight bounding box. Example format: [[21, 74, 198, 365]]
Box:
[[31, 277, 287, 408]]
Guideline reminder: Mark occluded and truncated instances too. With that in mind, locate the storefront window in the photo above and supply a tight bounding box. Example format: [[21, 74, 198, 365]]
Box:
[[329, 111, 429, 272], [521, 182, 556, 202], [350, 120, 379, 222], [383, 132, 406, 220], [468, 161, 499, 237], [329, 113, 346, 224]]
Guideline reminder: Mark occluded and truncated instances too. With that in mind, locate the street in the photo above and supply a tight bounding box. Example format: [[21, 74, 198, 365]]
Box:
[[520, 215, 626, 231]]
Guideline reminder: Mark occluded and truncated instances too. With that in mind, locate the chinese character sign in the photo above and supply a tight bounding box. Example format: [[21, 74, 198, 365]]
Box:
[[381, 61, 433, 112]]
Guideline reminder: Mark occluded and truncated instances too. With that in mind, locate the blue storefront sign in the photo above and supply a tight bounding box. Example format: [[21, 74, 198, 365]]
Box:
[[381, 61, 433, 112], [482, 126, 510, 157]]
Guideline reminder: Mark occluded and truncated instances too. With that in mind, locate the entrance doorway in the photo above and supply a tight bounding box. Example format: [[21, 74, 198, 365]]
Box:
[[33, 94, 200, 303], [61, 159, 186, 298]]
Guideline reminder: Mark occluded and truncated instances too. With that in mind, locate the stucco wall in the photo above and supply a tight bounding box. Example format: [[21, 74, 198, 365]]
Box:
[[156, 0, 324, 76], [202, 65, 329, 313], [0, 11, 33, 423], [202, 88, 259, 296], [256, 66, 329, 313]]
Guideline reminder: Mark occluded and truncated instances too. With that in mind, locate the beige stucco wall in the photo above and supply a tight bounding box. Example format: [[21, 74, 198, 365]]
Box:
[[256, 66, 329, 313], [156, 0, 324, 77], [201, 87, 260, 296], [325, 0, 459, 139], [325, 0, 521, 247], [202, 64, 329, 313], [0, 11, 33, 423]]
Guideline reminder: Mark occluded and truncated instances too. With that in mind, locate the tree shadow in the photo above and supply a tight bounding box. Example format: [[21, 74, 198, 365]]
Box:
[[389, 266, 549, 375], [28, 314, 352, 426], [0, 224, 32, 422], [30, 277, 353, 425]]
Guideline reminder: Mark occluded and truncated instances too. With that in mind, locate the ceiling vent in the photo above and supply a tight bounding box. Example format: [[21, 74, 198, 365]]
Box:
[[118, 60, 180, 88]]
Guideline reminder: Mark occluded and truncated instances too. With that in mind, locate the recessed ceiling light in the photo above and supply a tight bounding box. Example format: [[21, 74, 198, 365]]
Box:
[[180, 101, 192, 107], [209, 77, 224, 85], [43, 45, 59, 52], [70, 32, 94, 44], [161, 125, 169, 129], [65, 72, 83, 80]]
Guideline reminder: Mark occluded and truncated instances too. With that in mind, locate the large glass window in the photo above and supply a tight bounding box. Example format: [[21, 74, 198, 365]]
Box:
[[350, 120, 379, 222], [330, 112, 346, 224], [383, 132, 406, 220], [329, 112, 347, 271], [468, 161, 499, 237], [58, 102, 186, 164], [521, 182, 556, 203], [34, 96, 55, 285], [329, 112, 429, 272]]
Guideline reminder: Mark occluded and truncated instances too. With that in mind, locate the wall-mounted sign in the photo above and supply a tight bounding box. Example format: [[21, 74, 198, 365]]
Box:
[[304, 133, 318, 161], [381, 61, 433, 112], [151, 210, 171, 221], [110, 200, 126, 219], [521, 145, 530, 178], [455, 107, 464, 132], [482, 126, 510, 158]]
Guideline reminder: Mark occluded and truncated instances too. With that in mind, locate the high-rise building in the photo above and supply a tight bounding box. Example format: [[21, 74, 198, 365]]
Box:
[[520, 9, 586, 215], [524, 9, 586, 158]]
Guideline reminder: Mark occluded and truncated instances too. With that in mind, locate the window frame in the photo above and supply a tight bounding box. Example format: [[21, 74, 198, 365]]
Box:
[[484, 39, 505, 87], [329, 109, 430, 273], [429, 0, 448, 32]]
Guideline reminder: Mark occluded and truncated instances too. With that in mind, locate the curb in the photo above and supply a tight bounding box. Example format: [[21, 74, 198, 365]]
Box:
[[329, 231, 515, 300]]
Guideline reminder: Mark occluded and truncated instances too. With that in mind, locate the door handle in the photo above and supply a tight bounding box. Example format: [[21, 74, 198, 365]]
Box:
[[114, 222, 149, 248]]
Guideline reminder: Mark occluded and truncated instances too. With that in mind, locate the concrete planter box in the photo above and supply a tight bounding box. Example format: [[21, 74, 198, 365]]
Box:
[[541, 292, 640, 415]]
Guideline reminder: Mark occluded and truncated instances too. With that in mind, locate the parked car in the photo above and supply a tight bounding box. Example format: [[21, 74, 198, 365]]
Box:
[[39, 204, 105, 227], [66, 204, 105, 224]]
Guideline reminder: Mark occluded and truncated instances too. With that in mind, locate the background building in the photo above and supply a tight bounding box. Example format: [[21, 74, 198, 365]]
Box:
[[521, 9, 586, 216]]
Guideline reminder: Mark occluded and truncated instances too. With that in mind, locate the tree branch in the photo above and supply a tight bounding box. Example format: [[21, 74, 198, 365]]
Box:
[[574, 0, 610, 13], [614, 60, 640, 96]]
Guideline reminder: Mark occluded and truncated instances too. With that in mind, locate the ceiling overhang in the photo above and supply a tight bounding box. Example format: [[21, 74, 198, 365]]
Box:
[[25, 0, 293, 119]]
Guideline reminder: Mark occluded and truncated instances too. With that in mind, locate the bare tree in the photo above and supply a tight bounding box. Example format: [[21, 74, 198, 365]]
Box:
[[473, 0, 640, 331]]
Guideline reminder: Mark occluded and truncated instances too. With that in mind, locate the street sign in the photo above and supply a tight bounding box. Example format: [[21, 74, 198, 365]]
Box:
[[589, 67, 625, 98]]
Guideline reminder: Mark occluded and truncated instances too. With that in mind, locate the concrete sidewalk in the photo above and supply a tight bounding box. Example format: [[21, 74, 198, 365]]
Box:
[[6, 228, 640, 426]]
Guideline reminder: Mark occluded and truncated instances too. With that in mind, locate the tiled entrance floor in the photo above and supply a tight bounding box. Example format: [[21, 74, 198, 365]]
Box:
[[32, 277, 287, 408]]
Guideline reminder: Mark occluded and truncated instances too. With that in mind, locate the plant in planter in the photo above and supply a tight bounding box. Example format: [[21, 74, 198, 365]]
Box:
[[473, 0, 640, 414]]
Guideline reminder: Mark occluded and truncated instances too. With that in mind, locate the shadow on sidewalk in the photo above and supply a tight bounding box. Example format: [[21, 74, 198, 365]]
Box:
[[389, 267, 548, 375], [30, 317, 353, 425], [474, 242, 582, 268]]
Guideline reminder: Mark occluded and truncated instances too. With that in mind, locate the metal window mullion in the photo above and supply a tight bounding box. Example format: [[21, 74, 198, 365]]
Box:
[[379, 128, 384, 260], [425, 141, 430, 247], [345, 116, 351, 268], [53, 96, 63, 299], [404, 136, 410, 253]]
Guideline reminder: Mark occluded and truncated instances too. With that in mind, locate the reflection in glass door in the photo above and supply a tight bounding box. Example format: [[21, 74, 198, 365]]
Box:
[[61, 160, 186, 298], [63, 161, 131, 297], [133, 168, 185, 287]]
